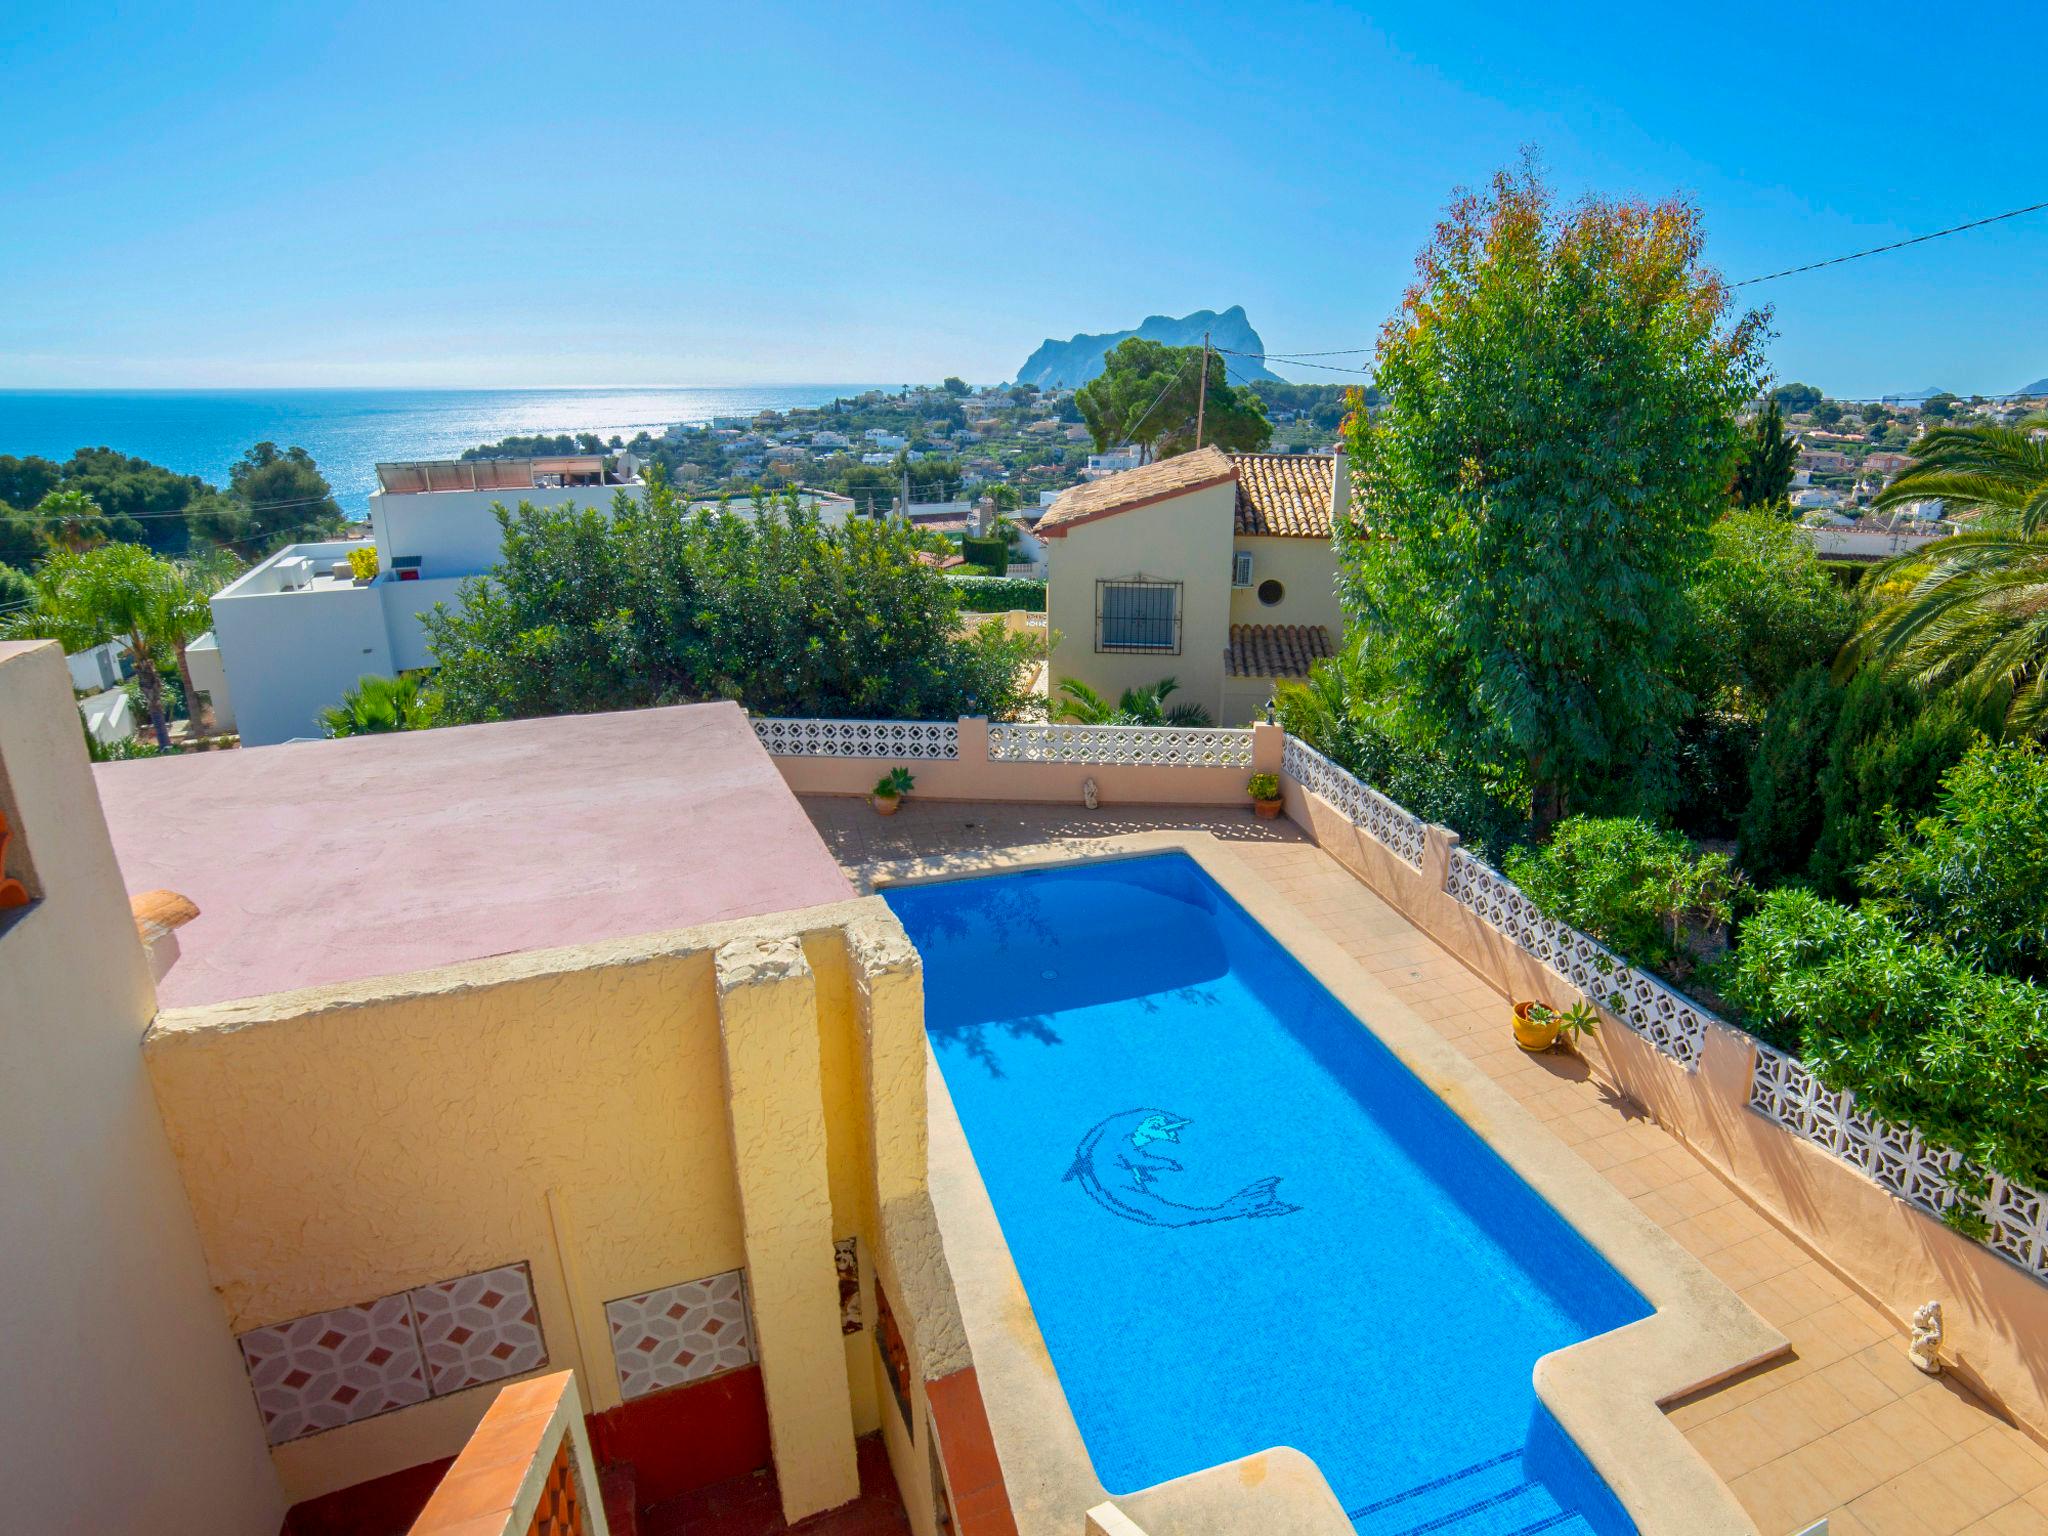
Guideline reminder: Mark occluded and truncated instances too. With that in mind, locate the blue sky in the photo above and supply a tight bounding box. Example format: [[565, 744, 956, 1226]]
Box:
[[2, 1, 2043, 395]]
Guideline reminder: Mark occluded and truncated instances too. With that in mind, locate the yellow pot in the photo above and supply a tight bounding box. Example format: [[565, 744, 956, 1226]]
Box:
[[1512, 1001, 1560, 1053]]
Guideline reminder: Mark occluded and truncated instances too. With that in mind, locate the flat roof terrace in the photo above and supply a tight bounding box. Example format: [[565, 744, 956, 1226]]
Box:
[[95, 702, 853, 1008]]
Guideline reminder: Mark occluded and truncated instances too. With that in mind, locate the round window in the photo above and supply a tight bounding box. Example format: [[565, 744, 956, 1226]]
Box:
[[1257, 578, 1285, 607]]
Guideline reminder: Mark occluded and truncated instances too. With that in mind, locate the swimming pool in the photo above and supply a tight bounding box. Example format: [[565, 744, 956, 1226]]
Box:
[[886, 852, 1652, 1536]]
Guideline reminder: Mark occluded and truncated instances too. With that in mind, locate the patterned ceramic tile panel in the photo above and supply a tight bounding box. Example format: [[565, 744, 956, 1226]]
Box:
[[836, 1237, 862, 1334], [605, 1269, 755, 1400], [410, 1262, 548, 1395], [238, 1293, 429, 1445]]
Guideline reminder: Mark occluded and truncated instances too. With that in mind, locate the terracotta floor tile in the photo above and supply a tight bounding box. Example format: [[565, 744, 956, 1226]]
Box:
[[1729, 1451, 1838, 1533], [1957, 1427, 2048, 1499]]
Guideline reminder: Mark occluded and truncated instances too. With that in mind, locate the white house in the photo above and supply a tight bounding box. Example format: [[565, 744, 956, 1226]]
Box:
[[65, 638, 132, 694], [863, 430, 908, 451], [208, 455, 647, 746], [1082, 446, 1144, 479], [205, 456, 860, 746]]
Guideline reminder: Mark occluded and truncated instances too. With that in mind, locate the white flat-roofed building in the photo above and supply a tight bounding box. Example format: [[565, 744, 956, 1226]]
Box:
[[207, 457, 860, 745]]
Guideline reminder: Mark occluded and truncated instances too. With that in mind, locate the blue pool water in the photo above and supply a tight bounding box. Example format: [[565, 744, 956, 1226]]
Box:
[[885, 854, 1649, 1536]]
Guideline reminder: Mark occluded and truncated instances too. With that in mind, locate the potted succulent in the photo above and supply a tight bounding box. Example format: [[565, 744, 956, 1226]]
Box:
[[872, 767, 915, 816], [1511, 999, 1599, 1053], [1247, 772, 1283, 819]]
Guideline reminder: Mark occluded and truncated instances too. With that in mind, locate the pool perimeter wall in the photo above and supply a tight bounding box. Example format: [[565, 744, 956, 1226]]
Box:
[[1282, 777, 2048, 1448]]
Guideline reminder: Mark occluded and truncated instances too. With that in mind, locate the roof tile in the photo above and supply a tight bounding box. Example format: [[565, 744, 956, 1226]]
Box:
[[1231, 453, 1337, 537], [1037, 446, 1235, 535], [1226, 623, 1335, 678]]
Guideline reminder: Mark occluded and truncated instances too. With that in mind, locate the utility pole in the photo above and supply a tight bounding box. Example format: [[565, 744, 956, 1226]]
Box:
[[1196, 330, 1210, 449]]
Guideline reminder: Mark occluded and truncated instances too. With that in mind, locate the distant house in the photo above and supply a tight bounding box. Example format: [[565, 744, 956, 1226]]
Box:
[[1864, 452, 1914, 476], [1082, 446, 1145, 479], [1040, 447, 1349, 725], [1799, 450, 1853, 474], [863, 430, 907, 451]]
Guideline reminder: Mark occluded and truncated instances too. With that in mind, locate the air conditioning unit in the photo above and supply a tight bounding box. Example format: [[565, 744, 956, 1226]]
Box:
[[1232, 551, 1254, 587]]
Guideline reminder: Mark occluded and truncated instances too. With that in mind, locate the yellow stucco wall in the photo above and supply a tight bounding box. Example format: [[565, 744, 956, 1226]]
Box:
[[1046, 480, 1238, 721], [1227, 534, 1343, 636], [143, 897, 908, 1505], [0, 642, 284, 1536]]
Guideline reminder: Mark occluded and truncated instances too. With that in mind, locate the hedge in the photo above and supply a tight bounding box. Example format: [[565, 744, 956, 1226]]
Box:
[[961, 535, 1009, 571], [945, 575, 1046, 613]]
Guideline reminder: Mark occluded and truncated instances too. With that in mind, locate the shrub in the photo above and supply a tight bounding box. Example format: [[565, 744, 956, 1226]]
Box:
[[1721, 886, 2048, 1186], [1505, 815, 1738, 979], [1738, 667, 1840, 884], [1808, 672, 1974, 898], [347, 545, 379, 581], [944, 574, 1045, 612], [1277, 644, 1528, 857], [1861, 739, 2048, 981], [960, 535, 1008, 573], [1669, 707, 1761, 841], [1683, 510, 1855, 709], [1246, 772, 1281, 801]]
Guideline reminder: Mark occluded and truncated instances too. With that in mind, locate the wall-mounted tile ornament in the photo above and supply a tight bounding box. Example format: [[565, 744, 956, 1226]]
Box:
[[238, 1293, 429, 1445], [604, 1269, 755, 1401], [409, 1261, 547, 1395], [236, 1261, 548, 1444], [836, 1237, 862, 1335]]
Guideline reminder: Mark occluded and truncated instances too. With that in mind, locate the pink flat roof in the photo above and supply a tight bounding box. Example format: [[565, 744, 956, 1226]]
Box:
[[94, 702, 855, 1009]]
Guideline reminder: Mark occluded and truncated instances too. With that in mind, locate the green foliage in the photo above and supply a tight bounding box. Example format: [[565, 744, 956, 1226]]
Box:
[[941, 377, 969, 396], [0, 561, 32, 611], [1720, 887, 2048, 1186], [1074, 337, 1271, 461], [1809, 671, 1973, 898], [55, 447, 214, 554], [1730, 399, 1799, 510], [1871, 419, 2048, 530], [1685, 510, 1855, 707], [1504, 815, 1738, 978], [960, 535, 1007, 574], [873, 767, 915, 799], [1339, 157, 1766, 820], [1667, 708, 1761, 841], [4, 542, 187, 747], [320, 674, 433, 737], [1246, 772, 1281, 801], [1052, 676, 1212, 726], [1771, 382, 1822, 413], [1275, 641, 1529, 857], [944, 575, 1045, 612], [0, 501, 48, 568], [33, 488, 117, 552], [193, 442, 345, 554], [347, 545, 379, 580], [421, 477, 1040, 726], [0, 455, 62, 512], [1861, 739, 2048, 981], [1739, 668, 1842, 884]]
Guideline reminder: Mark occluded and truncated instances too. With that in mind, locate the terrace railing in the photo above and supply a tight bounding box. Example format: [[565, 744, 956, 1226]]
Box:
[[987, 723, 1253, 768], [750, 716, 959, 760], [1280, 735, 1426, 869]]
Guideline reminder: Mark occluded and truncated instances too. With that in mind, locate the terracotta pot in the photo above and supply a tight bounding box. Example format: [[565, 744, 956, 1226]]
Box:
[[873, 795, 900, 816], [1253, 798, 1283, 819], [1512, 1000, 1560, 1053]]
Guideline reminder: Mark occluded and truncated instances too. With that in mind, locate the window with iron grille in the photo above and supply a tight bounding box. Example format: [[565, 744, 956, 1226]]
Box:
[[1096, 580, 1181, 653]]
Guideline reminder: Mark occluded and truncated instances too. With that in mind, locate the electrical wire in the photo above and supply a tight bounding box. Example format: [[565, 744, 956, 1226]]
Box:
[[1731, 200, 2048, 287]]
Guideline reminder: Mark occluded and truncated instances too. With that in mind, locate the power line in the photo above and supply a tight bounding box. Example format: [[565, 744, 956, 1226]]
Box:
[[1215, 347, 1373, 377], [1732, 199, 2048, 287]]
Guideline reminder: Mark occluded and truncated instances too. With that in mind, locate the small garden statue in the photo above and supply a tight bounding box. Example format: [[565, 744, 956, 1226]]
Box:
[[1082, 777, 1098, 810], [1909, 1300, 1942, 1375]]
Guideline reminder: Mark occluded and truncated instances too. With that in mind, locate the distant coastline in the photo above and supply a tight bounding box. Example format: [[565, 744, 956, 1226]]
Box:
[[0, 385, 886, 512]]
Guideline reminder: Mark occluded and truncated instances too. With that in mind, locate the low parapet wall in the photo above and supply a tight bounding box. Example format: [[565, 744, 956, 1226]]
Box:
[[757, 715, 1283, 806]]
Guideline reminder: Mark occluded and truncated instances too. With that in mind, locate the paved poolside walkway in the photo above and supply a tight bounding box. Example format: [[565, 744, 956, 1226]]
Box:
[[800, 797, 2048, 1536]]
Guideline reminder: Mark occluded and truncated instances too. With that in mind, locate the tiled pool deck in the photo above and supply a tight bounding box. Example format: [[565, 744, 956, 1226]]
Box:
[[800, 797, 2048, 1536]]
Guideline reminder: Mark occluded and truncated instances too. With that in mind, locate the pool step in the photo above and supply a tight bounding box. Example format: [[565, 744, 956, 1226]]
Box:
[[1346, 1450, 1600, 1536]]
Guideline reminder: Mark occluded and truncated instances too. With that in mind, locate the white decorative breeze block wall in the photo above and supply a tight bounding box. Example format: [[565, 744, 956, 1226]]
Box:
[[987, 723, 1253, 767], [1280, 736, 1426, 868], [1749, 1045, 2048, 1282], [750, 717, 959, 759], [604, 1268, 756, 1401], [236, 1262, 545, 1444], [1443, 848, 1711, 1069]]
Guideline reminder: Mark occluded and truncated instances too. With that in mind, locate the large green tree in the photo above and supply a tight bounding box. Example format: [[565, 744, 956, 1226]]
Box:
[[422, 476, 1040, 725], [190, 442, 345, 553], [1340, 159, 1767, 820], [1074, 337, 1271, 462], [1684, 509, 1855, 707]]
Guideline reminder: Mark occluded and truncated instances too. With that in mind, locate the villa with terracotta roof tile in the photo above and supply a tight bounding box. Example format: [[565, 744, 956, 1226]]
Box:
[[1038, 445, 1349, 723]]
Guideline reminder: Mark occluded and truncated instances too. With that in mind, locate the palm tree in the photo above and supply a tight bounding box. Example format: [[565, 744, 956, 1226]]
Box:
[[7, 544, 181, 749], [1872, 418, 2048, 528], [321, 674, 430, 737], [162, 552, 242, 736], [1052, 675, 1213, 726], [1844, 418, 2048, 732]]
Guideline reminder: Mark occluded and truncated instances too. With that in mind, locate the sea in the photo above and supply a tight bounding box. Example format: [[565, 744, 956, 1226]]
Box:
[[0, 386, 884, 515]]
